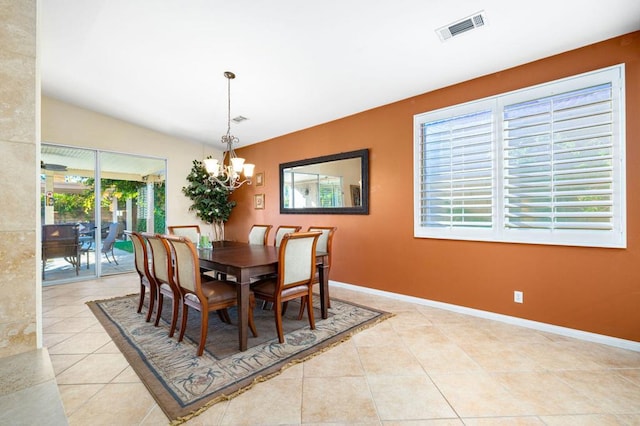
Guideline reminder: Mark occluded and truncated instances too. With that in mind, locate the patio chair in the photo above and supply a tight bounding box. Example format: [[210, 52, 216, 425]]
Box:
[[81, 222, 120, 268], [42, 223, 81, 279]]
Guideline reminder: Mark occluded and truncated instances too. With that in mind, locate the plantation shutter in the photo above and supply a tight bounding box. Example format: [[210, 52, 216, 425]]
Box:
[[503, 83, 614, 231], [419, 110, 494, 228]]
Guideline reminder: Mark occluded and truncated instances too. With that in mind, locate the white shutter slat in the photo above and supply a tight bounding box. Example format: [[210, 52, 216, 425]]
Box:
[[420, 110, 493, 229], [503, 82, 614, 233]]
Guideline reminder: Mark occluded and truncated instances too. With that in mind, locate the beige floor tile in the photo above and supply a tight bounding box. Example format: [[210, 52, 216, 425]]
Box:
[[352, 320, 405, 347], [302, 376, 378, 424], [49, 353, 86, 375], [482, 322, 554, 344], [517, 342, 603, 371], [368, 375, 457, 420], [617, 368, 640, 386], [44, 315, 99, 333], [557, 370, 640, 414], [539, 413, 626, 425], [94, 340, 121, 354], [494, 371, 601, 415], [55, 353, 129, 385], [112, 366, 142, 383], [66, 382, 156, 426], [222, 377, 302, 425], [616, 414, 640, 425], [42, 304, 88, 318], [183, 400, 228, 425], [47, 331, 112, 355], [43, 332, 74, 348], [387, 310, 434, 330], [429, 372, 531, 417], [357, 345, 425, 376], [30, 274, 640, 425], [413, 342, 482, 374], [564, 340, 640, 369], [435, 322, 500, 346], [304, 339, 365, 377], [58, 383, 104, 416], [398, 325, 452, 349], [416, 306, 471, 324], [458, 341, 540, 372], [274, 362, 304, 380], [383, 420, 464, 425], [461, 417, 545, 425], [141, 404, 172, 425]]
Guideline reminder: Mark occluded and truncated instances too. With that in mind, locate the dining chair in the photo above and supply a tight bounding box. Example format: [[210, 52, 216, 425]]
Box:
[[298, 226, 337, 317], [128, 231, 157, 322], [248, 224, 272, 245], [166, 235, 258, 356], [251, 231, 322, 343], [273, 225, 302, 247], [168, 224, 223, 278], [145, 233, 181, 338], [167, 225, 201, 244]]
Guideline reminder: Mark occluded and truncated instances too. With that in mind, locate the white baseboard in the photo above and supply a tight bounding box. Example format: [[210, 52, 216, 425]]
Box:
[[329, 280, 640, 353]]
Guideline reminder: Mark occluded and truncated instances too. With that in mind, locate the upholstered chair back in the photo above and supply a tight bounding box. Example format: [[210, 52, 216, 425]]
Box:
[[248, 224, 272, 245], [168, 225, 201, 244]]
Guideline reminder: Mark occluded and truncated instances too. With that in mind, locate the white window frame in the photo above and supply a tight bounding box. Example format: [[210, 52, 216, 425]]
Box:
[[414, 64, 626, 248]]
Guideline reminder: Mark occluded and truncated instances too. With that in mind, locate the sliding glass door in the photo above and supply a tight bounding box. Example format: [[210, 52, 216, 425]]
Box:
[[41, 144, 166, 284]]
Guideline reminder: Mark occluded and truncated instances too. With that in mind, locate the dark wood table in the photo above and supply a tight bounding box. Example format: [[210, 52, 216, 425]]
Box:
[[198, 241, 329, 351]]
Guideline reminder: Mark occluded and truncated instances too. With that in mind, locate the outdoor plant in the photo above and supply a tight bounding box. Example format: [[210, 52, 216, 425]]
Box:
[[181, 158, 235, 240]]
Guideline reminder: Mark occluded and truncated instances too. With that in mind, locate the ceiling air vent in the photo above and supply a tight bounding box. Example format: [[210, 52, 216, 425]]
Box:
[[437, 11, 486, 42]]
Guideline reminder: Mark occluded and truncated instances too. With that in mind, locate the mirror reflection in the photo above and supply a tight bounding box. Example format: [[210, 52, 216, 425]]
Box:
[[280, 149, 369, 214]]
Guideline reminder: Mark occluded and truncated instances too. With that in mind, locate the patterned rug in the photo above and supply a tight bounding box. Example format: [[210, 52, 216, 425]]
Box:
[[87, 294, 391, 424]]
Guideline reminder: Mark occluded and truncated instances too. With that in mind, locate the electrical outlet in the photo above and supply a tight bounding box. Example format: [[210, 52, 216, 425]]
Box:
[[514, 291, 524, 304]]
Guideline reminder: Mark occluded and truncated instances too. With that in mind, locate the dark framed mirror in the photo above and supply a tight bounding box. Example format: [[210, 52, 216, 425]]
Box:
[[280, 149, 369, 214]]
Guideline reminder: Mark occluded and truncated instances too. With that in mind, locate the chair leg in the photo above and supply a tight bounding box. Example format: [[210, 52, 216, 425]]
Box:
[[306, 293, 315, 331], [178, 304, 189, 342], [282, 301, 289, 315], [137, 282, 145, 313], [154, 293, 164, 327], [249, 295, 258, 337], [197, 309, 209, 356], [296, 298, 306, 321], [274, 301, 285, 344], [111, 248, 118, 265], [217, 309, 231, 324], [145, 286, 155, 323], [169, 296, 179, 338]]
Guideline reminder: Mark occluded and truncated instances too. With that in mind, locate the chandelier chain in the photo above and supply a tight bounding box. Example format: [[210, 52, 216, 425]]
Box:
[[203, 71, 254, 192]]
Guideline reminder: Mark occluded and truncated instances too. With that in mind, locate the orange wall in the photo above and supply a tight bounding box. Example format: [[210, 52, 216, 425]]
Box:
[[226, 32, 640, 342]]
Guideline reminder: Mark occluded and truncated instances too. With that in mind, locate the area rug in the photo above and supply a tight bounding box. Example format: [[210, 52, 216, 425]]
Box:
[[87, 293, 391, 424]]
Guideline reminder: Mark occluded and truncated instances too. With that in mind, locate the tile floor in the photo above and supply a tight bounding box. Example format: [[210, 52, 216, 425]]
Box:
[[42, 273, 640, 425]]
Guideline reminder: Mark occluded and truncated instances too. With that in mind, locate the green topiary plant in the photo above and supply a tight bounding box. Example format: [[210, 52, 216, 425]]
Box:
[[181, 158, 236, 240]]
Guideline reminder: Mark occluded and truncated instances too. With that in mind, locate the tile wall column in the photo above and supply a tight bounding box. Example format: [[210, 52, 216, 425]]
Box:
[[0, 0, 38, 357]]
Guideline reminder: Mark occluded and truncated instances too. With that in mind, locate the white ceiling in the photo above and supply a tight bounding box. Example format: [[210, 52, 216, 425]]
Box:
[[41, 0, 640, 149]]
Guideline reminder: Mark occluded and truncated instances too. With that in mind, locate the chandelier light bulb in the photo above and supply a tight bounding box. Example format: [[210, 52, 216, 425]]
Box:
[[203, 71, 253, 192]]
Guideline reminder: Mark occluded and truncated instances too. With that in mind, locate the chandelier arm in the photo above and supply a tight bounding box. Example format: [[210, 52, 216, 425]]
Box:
[[204, 71, 253, 193]]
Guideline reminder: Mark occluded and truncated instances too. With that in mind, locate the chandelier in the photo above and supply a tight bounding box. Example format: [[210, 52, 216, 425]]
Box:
[[203, 71, 254, 192]]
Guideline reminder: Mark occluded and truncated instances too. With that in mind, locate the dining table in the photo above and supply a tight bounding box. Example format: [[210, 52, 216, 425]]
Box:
[[197, 241, 329, 351]]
